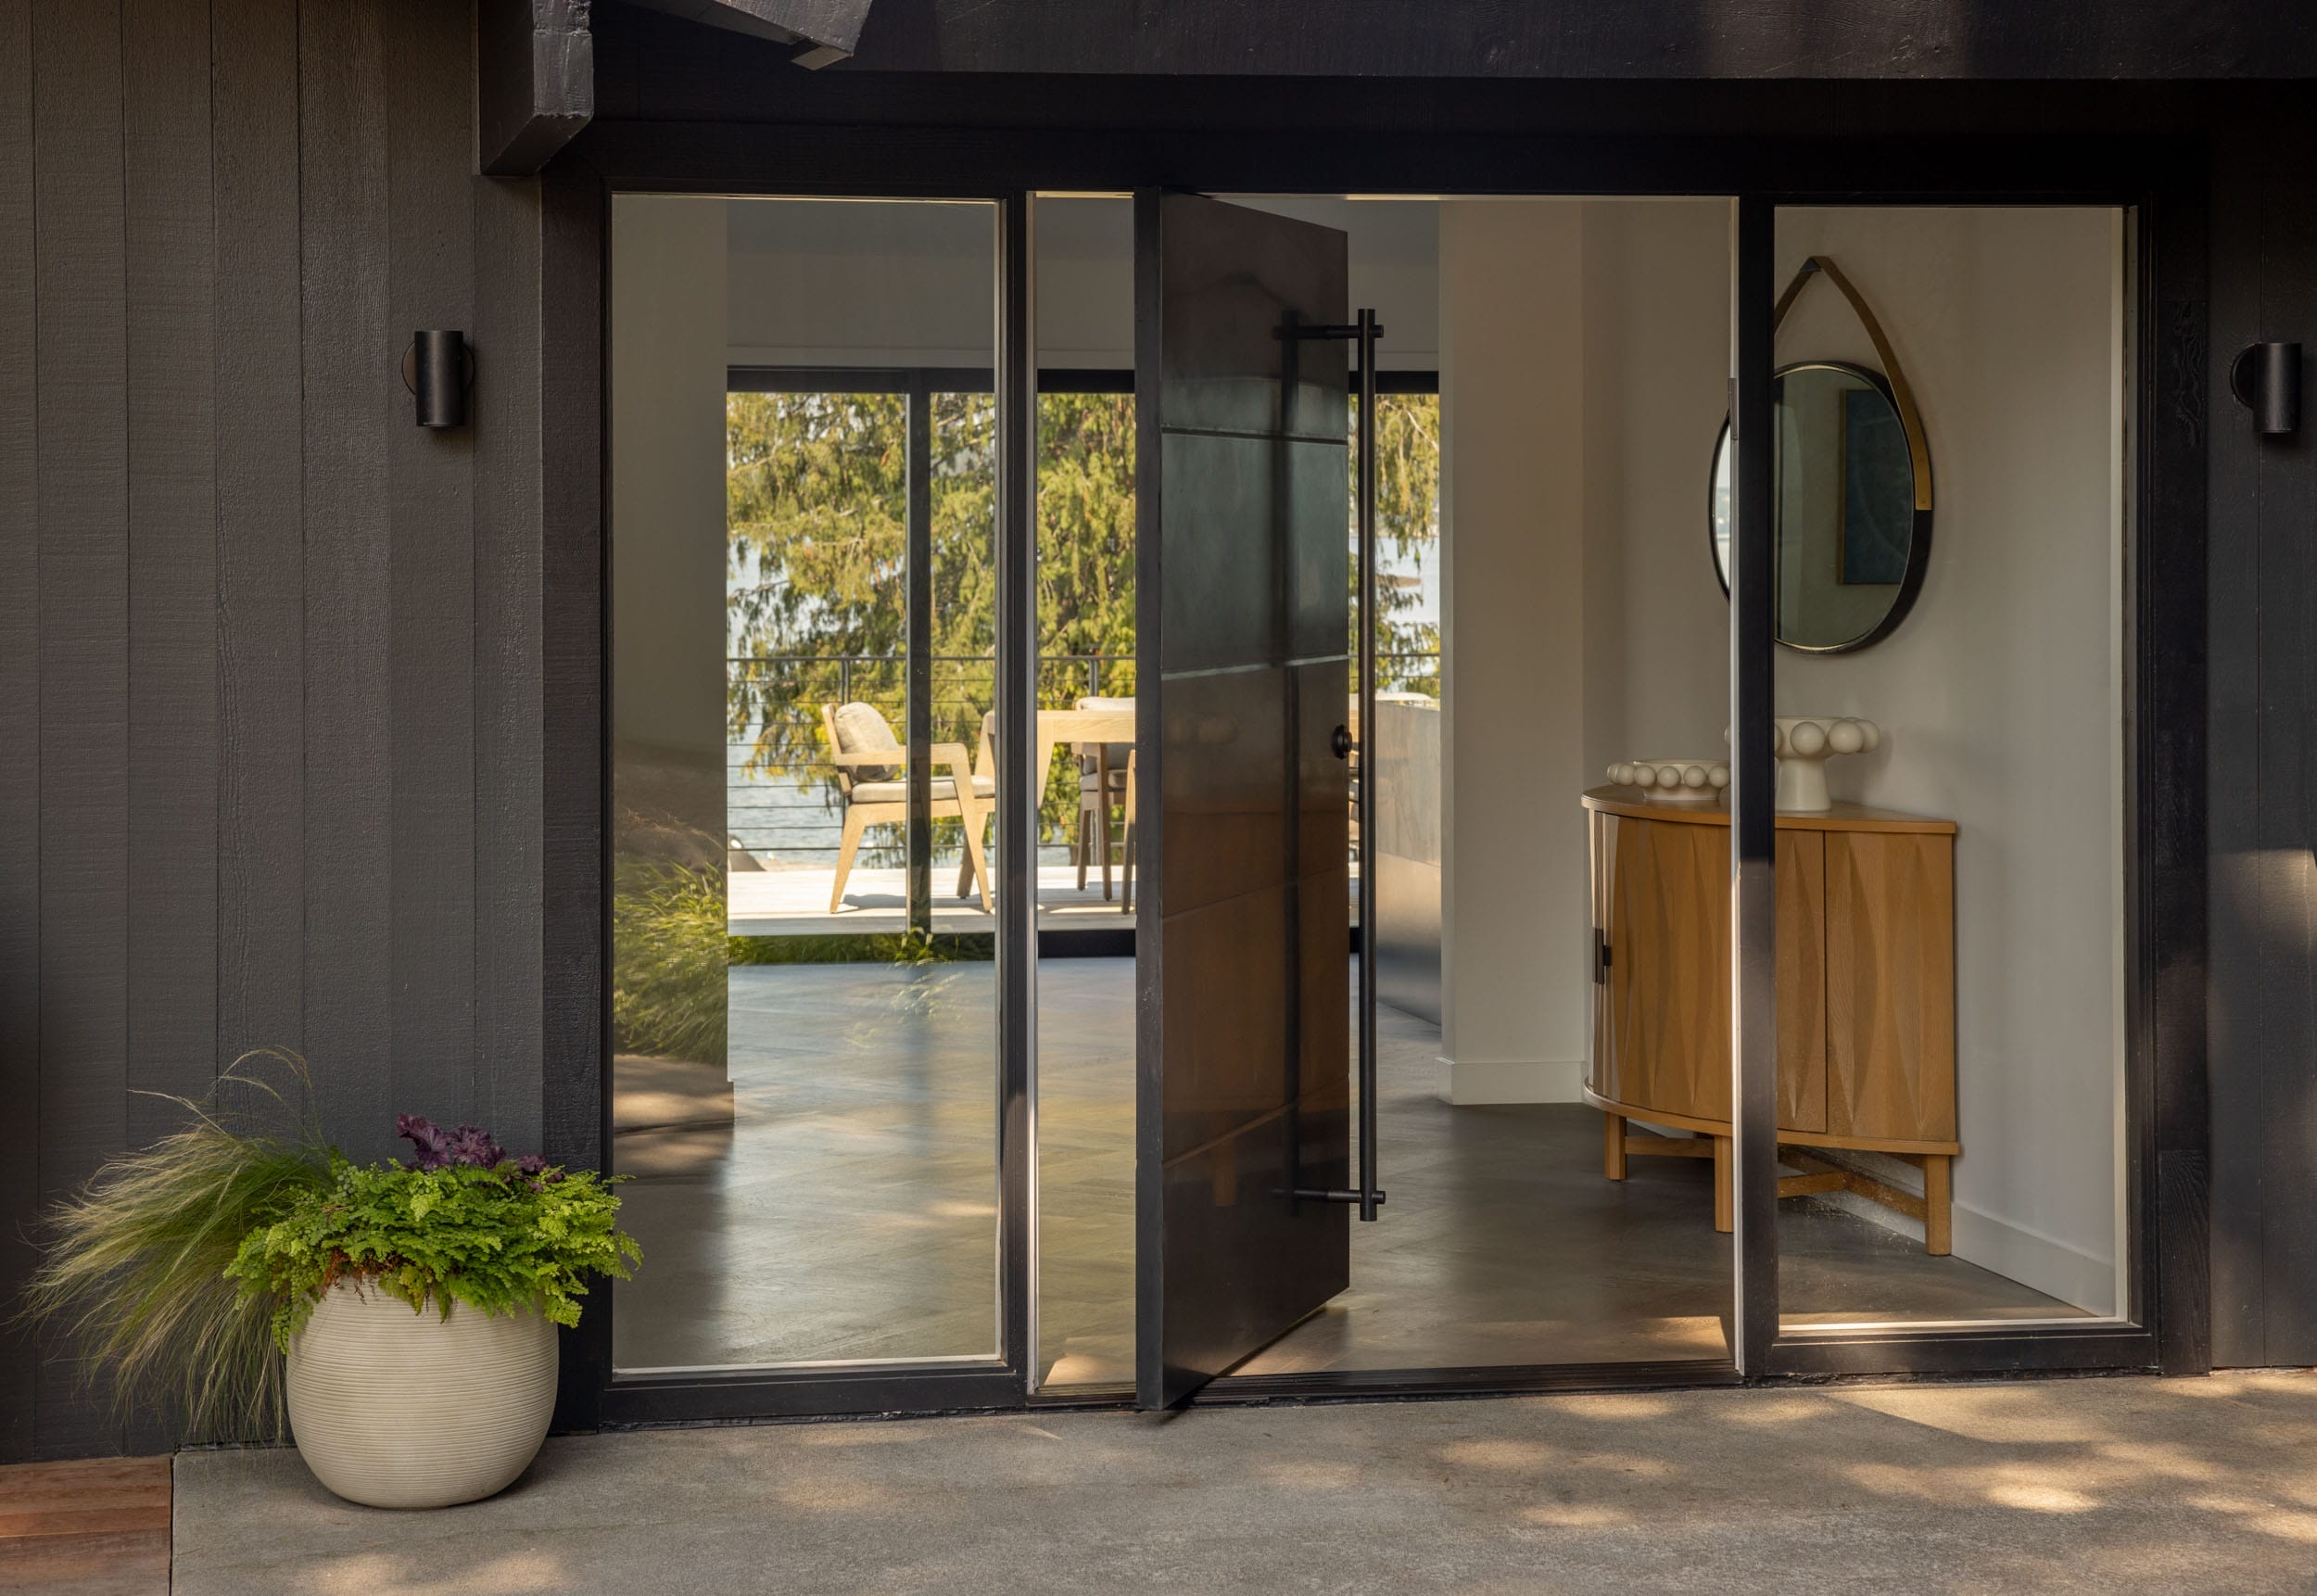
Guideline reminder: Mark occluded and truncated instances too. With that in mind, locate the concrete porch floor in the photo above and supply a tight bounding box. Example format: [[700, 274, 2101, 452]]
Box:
[[171, 1371, 2317, 1595]]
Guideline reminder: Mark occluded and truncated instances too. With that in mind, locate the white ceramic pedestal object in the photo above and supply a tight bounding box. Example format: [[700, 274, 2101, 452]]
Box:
[[1767, 716, 1880, 812], [285, 1279, 558, 1510]]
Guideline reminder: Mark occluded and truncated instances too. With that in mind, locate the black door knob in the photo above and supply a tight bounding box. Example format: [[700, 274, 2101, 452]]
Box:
[[1330, 725, 1354, 760]]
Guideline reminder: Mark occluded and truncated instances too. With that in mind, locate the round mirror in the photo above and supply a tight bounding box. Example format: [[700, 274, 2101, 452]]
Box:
[[1711, 361, 1929, 653]]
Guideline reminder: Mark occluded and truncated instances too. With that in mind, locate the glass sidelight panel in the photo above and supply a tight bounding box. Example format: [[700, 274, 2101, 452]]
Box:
[[1749, 205, 2133, 1331], [1027, 196, 1141, 1390], [608, 195, 1004, 1372]]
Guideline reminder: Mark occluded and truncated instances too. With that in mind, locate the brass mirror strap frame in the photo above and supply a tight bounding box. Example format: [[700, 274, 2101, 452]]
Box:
[[1772, 256, 1932, 514]]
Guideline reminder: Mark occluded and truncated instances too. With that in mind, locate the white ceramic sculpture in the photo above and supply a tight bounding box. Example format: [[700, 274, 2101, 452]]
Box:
[[1606, 759, 1730, 803], [1762, 716, 1880, 812]]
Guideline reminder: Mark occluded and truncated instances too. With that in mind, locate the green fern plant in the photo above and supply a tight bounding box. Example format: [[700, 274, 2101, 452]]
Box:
[[226, 1158, 639, 1348], [15, 1049, 336, 1443], [19, 1055, 641, 1447]]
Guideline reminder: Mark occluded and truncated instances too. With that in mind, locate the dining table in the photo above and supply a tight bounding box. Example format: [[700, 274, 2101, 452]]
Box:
[[1009, 703, 1137, 912], [1026, 703, 1136, 793]]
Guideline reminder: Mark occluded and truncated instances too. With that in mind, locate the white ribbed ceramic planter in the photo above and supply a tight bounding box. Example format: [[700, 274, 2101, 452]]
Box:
[[285, 1279, 557, 1510]]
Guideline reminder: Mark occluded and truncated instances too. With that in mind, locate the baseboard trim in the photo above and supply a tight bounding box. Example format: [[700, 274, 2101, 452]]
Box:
[[1432, 1055, 1587, 1106], [1949, 1202, 2118, 1317], [1797, 1147, 2116, 1315]]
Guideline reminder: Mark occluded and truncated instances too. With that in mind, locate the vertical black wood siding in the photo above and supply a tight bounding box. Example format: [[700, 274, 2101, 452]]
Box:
[[0, 0, 553, 1461], [2208, 110, 2317, 1370], [0, 0, 41, 1470], [33, 0, 133, 1464]]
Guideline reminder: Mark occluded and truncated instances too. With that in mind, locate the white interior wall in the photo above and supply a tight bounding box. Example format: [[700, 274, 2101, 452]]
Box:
[[1436, 201, 1592, 1105], [1579, 202, 1738, 777], [1432, 198, 1734, 1108], [1436, 198, 2123, 1314], [1769, 207, 2127, 1314]]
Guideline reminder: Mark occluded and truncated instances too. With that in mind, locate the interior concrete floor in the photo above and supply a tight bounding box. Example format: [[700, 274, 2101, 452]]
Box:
[[611, 958, 2078, 1381], [172, 1373, 2317, 1596]]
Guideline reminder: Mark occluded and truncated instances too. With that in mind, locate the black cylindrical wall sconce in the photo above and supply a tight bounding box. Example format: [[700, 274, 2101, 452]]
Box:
[[402, 330, 474, 428], [2230, 341, 2301, 437]]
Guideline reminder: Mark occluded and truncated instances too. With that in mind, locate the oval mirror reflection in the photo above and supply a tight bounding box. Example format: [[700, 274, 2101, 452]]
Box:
[[1711, 361, 1925, 653]]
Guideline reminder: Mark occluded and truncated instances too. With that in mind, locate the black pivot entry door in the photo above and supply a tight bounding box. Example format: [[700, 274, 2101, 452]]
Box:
[[1134, 191, 1355, 1409]]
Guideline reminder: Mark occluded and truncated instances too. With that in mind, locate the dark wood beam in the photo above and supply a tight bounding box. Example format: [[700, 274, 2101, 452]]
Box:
[[478, 0, 593, 178], [615, 0, 875, 64], [831, 0, 2317, 80]]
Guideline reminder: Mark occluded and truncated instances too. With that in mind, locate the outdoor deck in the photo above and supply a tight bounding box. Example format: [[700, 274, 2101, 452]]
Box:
[[728, 862, 1362, 936], [728, 862, 1148, 936]]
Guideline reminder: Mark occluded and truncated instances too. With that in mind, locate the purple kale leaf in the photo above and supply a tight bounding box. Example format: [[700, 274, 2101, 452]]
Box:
[[397, 1114, 508, 1171], [443, 1124, 506, 1169], [397, 1113, 455, 1171]]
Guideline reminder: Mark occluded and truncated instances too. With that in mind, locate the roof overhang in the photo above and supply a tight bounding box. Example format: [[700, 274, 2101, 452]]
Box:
[[480, 0, 878, 177], [614, 0, 877, 67]]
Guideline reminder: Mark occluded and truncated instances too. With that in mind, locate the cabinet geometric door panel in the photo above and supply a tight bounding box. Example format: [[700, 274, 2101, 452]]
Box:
[[1776, 831, 1828, 1135], [1825, 830, 1956, 1145], [1591, 809, 1825, 1132], [1600, 811, 1732, 1121]]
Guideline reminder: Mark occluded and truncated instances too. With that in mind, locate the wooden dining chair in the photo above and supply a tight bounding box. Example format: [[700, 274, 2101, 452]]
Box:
[[820, 702, 994, 913]]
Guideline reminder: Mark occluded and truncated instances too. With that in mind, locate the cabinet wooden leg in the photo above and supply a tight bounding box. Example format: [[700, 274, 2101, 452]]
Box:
[[1924, 1154, 1952, 1255], [1713, 1136, 1732, 1234], [1603, 1111, 1627, 1180]]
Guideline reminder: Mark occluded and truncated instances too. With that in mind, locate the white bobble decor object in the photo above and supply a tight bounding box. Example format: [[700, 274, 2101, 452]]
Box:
[[1736, 716, 1880, 812], [1607, 758, 1730, 804]]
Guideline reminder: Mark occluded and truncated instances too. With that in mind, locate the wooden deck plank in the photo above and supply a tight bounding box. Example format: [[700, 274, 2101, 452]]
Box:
[[0, 1502, 171, 1539], [0, 1477, 168, 1521], [0, 1455, 169, 1596], [0, 1529, 169, 1596], [0, 1454, 167, 1486]]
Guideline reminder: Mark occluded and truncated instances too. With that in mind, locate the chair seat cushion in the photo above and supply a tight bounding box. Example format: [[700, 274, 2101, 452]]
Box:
[[849, 775, 994, 805]]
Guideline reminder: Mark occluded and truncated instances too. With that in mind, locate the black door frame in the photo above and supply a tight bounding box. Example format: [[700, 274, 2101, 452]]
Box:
[[541, 127, 2206, 1430]]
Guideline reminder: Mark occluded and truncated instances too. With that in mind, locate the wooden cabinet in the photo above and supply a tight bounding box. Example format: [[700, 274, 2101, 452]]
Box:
[[1581, 787, 1958, 1251]]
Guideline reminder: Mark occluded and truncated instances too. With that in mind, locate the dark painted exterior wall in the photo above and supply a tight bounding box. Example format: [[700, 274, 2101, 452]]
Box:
[[0, 0, 560, 1461], [0, 0, 2314, 1459], [2208, 108, 2317, 1370]]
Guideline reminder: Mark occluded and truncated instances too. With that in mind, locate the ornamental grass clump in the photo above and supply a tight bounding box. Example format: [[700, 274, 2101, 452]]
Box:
[[226, 1115, 639, 1349], [19, 1060, 638, 1445], [16, 1049, 336, 1442]]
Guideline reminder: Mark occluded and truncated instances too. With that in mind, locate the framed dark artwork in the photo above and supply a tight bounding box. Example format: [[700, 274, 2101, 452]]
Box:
[[1840, 387, 1912, 585]]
